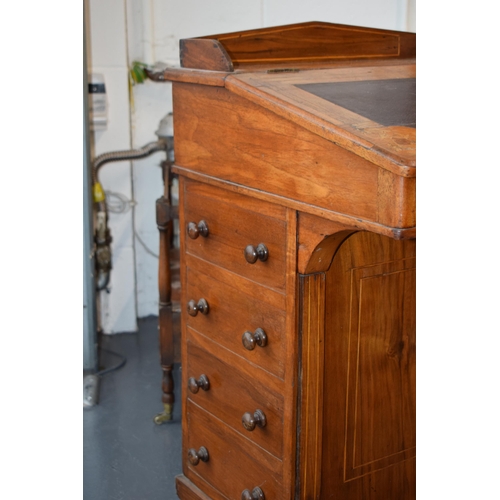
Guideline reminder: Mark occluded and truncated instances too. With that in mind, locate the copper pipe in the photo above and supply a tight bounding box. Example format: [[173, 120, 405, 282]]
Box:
[[91, 138, 170, 291]]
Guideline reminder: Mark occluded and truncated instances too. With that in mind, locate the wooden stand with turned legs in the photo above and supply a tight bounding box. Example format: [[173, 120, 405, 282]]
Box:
[[154, 161, 178, 425]]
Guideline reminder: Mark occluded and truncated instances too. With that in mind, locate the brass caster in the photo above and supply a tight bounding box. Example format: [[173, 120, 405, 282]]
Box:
[[154, 403, 173, 425]]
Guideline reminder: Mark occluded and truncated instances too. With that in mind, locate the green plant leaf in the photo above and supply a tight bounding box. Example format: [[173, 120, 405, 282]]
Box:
[[129, 61, 150, 85]]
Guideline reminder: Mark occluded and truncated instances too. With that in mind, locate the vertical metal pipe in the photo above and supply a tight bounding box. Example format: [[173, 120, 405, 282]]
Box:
[[83, 4, 98, 372]]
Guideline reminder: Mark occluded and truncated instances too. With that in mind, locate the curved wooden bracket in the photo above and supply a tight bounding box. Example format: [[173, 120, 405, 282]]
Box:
[[304, 230, 357, 274], [298, 212, 357, 274]]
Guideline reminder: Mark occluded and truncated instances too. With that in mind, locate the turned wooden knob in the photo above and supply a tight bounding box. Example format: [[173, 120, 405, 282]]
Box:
[[188, 374, 210, 394], [242, 328, 268, 351], [187, 298, 209, 316], [187, 220, 209, 239], [187, 446, 209, 466], [242, 409, 267, 431], [241, 487, 265, 500], [244, 243, 269, 264]]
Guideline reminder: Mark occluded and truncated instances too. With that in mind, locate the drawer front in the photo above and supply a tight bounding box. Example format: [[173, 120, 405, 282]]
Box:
[[185, 265, 286, 379], [185, 400, 284, 499], [186, 340, 284, 458], [183, 179, 287, 291]]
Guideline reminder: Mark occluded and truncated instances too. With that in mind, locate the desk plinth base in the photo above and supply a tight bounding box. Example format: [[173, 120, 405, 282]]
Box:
[[176, 475, 212, 500]]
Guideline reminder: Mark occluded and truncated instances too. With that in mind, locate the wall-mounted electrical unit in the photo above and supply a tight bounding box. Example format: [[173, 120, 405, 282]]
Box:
[[88, 73, 107, 131]]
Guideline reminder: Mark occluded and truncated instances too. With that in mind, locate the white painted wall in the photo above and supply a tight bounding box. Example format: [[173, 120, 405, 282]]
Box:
[[86, 0, 138, 334], [86, 0, 416, 333]]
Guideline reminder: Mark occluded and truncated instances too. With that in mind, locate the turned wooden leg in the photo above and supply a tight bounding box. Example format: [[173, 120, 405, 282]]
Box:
[[154, 193, 175, 424], [154, 303, 174, 424]]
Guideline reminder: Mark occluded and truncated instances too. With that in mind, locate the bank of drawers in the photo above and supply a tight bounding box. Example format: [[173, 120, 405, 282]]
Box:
[[182, 179, 287, 499]]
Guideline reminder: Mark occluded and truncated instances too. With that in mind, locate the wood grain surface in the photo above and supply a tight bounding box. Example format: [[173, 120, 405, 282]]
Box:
[[180, 22, 415, 70], [184, 261, 287, 379], [174, 82, 415, 229], [171, 22, 416, 500], [180, 38, 234, 72], [319, 231, 416, 498], [176, 474, 214, 500], [185, 340, 285, 458], [185, 401, 284, 499], [297, 273, 326, 499], [226, 64, 416, 172], [183, 179, 287, 291], [173, 166, 416, 240]]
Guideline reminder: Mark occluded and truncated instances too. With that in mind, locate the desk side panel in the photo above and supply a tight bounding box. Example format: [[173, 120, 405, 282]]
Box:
[[321, 231, 416, 499]]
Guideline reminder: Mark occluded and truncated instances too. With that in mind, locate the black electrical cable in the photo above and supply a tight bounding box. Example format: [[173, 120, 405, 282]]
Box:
[[96, 347, 127, 377]]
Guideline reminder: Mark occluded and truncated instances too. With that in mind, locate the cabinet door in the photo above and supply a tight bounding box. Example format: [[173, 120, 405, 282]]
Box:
[[299, 231, 416, 499]]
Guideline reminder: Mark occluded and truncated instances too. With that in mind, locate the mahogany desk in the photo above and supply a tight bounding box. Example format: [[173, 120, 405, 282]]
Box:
[[151, 21, 416, 500]]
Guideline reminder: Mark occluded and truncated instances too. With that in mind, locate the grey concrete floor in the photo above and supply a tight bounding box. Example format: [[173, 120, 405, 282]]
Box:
[[83, 316, 182, 500]]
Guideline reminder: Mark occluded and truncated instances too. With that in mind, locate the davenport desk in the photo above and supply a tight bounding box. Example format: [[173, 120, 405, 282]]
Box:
[[150, 21, 416, 500]]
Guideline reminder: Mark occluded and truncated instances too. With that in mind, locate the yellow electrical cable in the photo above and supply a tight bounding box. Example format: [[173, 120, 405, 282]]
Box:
[[93, 182, 106, 203]]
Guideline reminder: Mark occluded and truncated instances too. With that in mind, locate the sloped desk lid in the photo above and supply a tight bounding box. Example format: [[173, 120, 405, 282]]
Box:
[[225, 63, 416, 175]]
